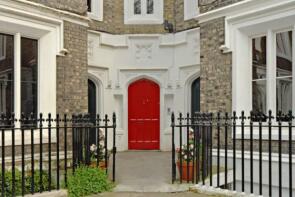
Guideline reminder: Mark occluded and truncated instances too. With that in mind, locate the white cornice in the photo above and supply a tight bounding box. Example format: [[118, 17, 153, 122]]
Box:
[[220, 0, 295, 53], [88, 28, 200, 48], [0, 0, 89, 27], [195, 0, 294, 23]]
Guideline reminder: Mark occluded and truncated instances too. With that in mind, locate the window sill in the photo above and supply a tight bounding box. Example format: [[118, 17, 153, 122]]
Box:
[[0, 129, 57, 146], [234, 125, 295, 141], [124, 16, 163, 25], [88, 12, 103, 22]]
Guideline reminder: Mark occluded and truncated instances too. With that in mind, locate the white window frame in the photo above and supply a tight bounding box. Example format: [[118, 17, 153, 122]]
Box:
[[88, 0, 104, 21], [230, 16, 295, 140], [184, 0, 199, 21], [124, 0, 163, 25], [0, 2, 64, 145], [0, 35, 6, 61]]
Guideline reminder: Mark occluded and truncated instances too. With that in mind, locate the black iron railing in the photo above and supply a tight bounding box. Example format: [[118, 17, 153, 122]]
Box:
[[0, 113, 116, 197], [172, 111, 294, 197]]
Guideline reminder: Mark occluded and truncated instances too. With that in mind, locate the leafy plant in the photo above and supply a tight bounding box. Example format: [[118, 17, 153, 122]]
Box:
[[0, 169, 55, 196], [67, 165, 113, 197], [0, 169, 22, 196], [176, 129, 202, 162]]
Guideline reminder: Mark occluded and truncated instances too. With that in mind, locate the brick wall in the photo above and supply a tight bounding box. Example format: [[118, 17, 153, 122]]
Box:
[[56, 21, 88, 115], [26, 0, 87, 15], [89, 0, 199, 34], [199, 17, 232, 113], [199, 0, 244, 13]]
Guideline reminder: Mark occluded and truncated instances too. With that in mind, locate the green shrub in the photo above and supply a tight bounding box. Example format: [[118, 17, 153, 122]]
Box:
[[67, 166, 113, 197], [0, 169, 55, 196], [0, 169, 22, 197], [25, 170, 55, 193]]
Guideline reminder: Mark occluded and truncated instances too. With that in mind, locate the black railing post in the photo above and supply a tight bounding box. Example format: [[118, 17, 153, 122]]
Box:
[[112, 113, 116, 182], [232, 111, 237, 190], [10, 113, 15, 197], [179, 113, 183, 183], [20, 113, 25, 196], [1, 114, 5, 197], [192, 112, 196, 184], [63, 114, 68, 186], [47, 113, 52, 191], [278, 111, 282, 197], [202, 114, 206, 185], [249, 111, 254, 194], [224, 112, 228, 188], [288, 110, 293, 197], [171, 112, 176, 184], [240, 111, 245, 192], [217, 112, 220, 187], [39, 113, 44, 193], [209, 113, 213, 187], [96, 114, 101, 168], [268, 110, 273, 197], [104, 115, 109, 174], [258, 113, 263, 196], [186, 113, 190, 183], [30, 113, 35, 194], [56, 114, 60, 190], [72, 114, 76, 173]]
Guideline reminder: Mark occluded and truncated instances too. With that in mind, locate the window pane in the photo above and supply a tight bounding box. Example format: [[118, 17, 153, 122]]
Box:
[[21, 38, 38, 116], [252, 36, 267, 80], [276, 31, 292, 77], [134, 0, 141, 14], [252, 36, 267, 114], [276, 77, 292, 114], [147, 0, 154, 14], [252, 80, 267, 114], [0, 34, 14, 114], [276, 31, 293, 115], [87, 0, 92, 12]]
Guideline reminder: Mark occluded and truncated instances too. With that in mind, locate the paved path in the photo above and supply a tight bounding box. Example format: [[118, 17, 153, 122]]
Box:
[[93, 192, 209, 197], [111, 151, 191, 192]]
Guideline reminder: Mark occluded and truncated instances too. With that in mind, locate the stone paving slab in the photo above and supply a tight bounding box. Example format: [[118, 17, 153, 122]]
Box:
[[93, 192, 212, 197], [112, 151, 192, 192]]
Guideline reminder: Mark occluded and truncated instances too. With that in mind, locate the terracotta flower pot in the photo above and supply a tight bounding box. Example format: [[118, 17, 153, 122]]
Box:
[[177, 160, 199, 181], [90, 161, 108, 169]]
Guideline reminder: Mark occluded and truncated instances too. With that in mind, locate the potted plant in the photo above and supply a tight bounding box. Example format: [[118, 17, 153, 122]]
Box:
[[176, 129, 201, 181], [89, 129, 110, 169]]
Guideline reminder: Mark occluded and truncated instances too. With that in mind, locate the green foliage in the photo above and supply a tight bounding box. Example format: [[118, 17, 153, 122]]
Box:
[[25, 170, 55, 193], [0, 169, 22, 196], [0, 169, 55, 196], [67, 166, 113, 197]]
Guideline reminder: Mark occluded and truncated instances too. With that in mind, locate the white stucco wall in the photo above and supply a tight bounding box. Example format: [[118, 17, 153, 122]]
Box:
[[87, 28, 200, 151]]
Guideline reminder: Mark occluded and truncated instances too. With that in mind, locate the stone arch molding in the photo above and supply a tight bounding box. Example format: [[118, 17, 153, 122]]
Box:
[[125, 74, 164, 89]]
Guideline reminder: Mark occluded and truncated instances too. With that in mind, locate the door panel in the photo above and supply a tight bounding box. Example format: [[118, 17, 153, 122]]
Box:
[[128, 79, 160, 150]]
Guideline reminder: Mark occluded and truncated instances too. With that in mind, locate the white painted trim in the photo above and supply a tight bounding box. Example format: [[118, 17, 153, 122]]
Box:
[[88, 0, 103, 21], [124, 0, 163, 25], [194, 0, 292, 23], [88, 28, 200, 48]]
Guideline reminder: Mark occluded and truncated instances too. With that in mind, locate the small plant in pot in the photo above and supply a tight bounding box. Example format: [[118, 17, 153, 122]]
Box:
[[176, 130, 201, 181], [89, 129, 111, 169]]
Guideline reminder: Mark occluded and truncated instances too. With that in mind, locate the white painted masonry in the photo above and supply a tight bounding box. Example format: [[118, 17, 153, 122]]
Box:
[[88, 28, 200, 151]]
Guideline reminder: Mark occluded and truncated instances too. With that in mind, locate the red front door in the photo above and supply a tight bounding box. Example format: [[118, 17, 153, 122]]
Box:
[[128, 79, 160, 150]]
